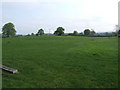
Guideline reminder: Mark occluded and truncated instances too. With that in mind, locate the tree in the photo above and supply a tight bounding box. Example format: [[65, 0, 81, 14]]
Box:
[[36, 33, 38, 36], [84, 29, 90, 36], [37, 29, 44, 35], [112, 32, 117, 36], [79, 32, 84, 36], [54, 30, 59, 35], [105, 32, 109, 36], [54, 27, 65, 36], [27, 34, 30, 36], [73, 31, 78, 35], [90, 30, 96, 35], [2, 22, 16, 37], [68, 33, 73, 36], [31, 33, 34, 36]]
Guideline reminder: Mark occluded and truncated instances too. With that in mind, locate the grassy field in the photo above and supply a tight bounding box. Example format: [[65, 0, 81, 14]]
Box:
[[2, 36, 118, 88]]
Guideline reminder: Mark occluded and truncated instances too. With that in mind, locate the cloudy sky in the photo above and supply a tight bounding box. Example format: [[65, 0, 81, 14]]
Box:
[[1, 0, 119, 34]]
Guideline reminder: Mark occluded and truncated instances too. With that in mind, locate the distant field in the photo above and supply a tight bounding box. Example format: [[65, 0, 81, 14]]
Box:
[[2, 36, 118, 88]]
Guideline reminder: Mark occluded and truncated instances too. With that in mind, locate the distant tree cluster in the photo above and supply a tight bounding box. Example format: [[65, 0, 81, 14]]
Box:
[[54, 27, 65, 36], [2, 22, 118, 37], [84, 29, 96, 36], [68, 31, 83, 36], [67, 29, 95, 36], [73, 31, 78, 35], [36, 29, 44, 36]]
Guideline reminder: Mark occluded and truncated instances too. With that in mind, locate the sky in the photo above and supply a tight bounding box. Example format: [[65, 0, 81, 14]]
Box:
[[1, 0, 119, 35]]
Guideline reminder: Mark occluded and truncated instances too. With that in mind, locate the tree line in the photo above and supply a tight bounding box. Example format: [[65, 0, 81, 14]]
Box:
[[2, 22, 119, 37]]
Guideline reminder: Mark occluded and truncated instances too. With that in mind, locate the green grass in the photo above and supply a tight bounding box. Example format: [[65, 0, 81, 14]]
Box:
[[2, 36, 118, 88]]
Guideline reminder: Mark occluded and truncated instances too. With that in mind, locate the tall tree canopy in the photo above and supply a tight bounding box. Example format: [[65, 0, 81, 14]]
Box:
[[84, 29, 91, 36], [37, 29, 44, 36], [2, 22, 16, 37], [54, 27, 65, 36]]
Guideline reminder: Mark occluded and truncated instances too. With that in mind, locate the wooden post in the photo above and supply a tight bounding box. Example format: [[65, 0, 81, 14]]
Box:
[[0, 65, 18, 74]]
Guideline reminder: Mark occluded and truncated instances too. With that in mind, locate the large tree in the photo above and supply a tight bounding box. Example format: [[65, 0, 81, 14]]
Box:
[[2, 22, 16, 37], [37, 29, 44, 36], [84, 29, 91, 36], [54, 27, 65, 36]]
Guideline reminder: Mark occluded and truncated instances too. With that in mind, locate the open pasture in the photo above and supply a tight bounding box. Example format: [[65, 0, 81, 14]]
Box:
[[2, 36, 118, 88]]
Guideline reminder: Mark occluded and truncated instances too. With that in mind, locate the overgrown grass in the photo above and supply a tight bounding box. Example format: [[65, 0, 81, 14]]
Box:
[[2, 36, 118, 88]]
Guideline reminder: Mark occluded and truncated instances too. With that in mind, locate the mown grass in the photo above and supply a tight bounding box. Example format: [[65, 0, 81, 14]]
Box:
[[2, 36, 118, 88]]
